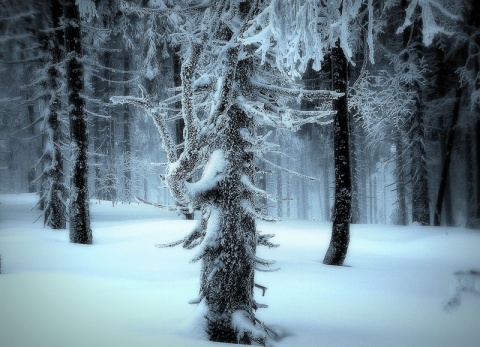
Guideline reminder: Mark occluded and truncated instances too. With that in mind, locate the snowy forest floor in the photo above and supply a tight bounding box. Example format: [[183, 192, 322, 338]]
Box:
[[0, 193, 479, 347]]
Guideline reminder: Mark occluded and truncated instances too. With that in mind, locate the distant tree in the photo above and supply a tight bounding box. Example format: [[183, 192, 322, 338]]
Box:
[[399, 0, 431, 225], [65, 0, 92, 244], [0, 2, 43, 194]]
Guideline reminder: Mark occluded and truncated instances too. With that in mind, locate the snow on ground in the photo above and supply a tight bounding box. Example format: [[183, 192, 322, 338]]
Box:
[[0, 193, 479, 347]]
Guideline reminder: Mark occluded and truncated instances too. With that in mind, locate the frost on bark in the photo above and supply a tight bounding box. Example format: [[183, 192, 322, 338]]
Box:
[[323, 39, 351, 266], [123, 53, 132, 202], [38, 0, 67, 229], [401, 0, 430, 226], [65, 0, 92, 244], [394, 128, 408, 226], [112, 1, 340, 343]]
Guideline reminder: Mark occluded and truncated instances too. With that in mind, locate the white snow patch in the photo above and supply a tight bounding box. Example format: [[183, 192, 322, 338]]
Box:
[[0, 194, 479, 347]]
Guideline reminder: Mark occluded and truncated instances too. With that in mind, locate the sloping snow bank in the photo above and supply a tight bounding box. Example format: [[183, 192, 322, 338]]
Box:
[[0, 194, 479, 346]]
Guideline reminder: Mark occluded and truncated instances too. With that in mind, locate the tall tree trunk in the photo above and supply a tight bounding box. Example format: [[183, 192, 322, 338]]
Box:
[[475, 118, 480, 221], [465, 128, 475, 227], [323, 160, 331, 221], [200, 45, 258, 342], [41, 0, 67, 229], [434, 87, 462, 226], [395, 128, 408, 225], [173, 48, 193, 219], [300, 150, 308, 219], [276, 154, 283, 218], [323, 38, 351, 266], [286, 155, 291, 218], [349, 115, 360, 224], [123, 53, 132, 202], [410, 102, 430, 225], [103, 49, 117, 203], [402, 0, 430, 225], [65, 0, 92, 244], [92, 74, 103, 199], [26, 103, 36, 193]]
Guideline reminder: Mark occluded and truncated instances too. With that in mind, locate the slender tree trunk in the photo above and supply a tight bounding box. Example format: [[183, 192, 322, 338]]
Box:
[[401, 0, 430, 225], [286, 155, 291, 218], [410, 93, 430, 225], [373, 175, 378, 224], [476, 118, 480, 220], [276, 154, 283, 218], [368, 164, 373, 223], [300, 150, 308, 219], [395, 129, 408, 225], [173, 48, 194, 219], [434, 87, 462, 226], [323, 161, 331, 221], [65, 0, 92, 244], [103, 49, 116, 202], [123, 53, 132, 202], [323, 38, 351, 266], [350, 115, 360, 224], [42, 0, 66, 229], [26, 103, 36, 193], [92, 74, 103, 200], [465, 129, 475, 227]]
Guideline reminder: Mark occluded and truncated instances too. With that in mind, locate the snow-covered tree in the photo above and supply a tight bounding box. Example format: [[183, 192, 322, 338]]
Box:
[[242, 0, 378, 264], [36, 0, 68, 229], [66, 0, 92, 244], [113, 0, 339, 343]]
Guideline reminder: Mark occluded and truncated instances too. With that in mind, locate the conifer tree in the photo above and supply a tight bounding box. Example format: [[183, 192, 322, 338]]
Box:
[[65, 0, 92, 244]]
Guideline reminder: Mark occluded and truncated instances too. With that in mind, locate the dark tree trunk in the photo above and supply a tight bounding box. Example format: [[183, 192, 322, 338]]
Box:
[[395, 128, 408, 225], [26, 103, 36, 193], [349, 115, 360, 224], [401, 0, 430, 226], [323, 38, 351, 266], [102, 49, 117, 203], [173, 48, 194, 219], [276, 154, 283, 218], [286, 155, 291, 218], [201, 47, 257, 343], [434, 87, 462, 226], [92, 74, 103, 199], [45, 0, 66, 229], [123, 53, 132, 202], [204, 104, 256, 344], [465, 129, 475, 227], [410, 97, 430, 225], [476, 118, 480, 220], [323, 160, 331, 221], [300, 150, 308, 220], [65, 0, 92, 244]]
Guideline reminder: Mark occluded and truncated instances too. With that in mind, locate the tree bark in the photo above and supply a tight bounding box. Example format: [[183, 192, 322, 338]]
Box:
[[401, 0, 430, 226], [42, 0, 66, 229], [276, 154, 283, 218], [476, 118, 480, 221], [65, 0, 92, 244], [323, 38, 351, 266], [465, 129, 475, 227], [395, 128, 408, 225], [434, 87, 462, 226], [123, 53, 132, 202], [172, 48, 194, 219]]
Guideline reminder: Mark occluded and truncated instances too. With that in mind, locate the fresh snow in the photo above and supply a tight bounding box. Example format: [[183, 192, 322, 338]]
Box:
[[0, 193, 479, 347]]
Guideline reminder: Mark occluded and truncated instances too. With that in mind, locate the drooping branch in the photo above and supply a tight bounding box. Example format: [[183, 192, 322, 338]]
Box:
[[251, 80, 344, 101], [111, 85, 177, 164]]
